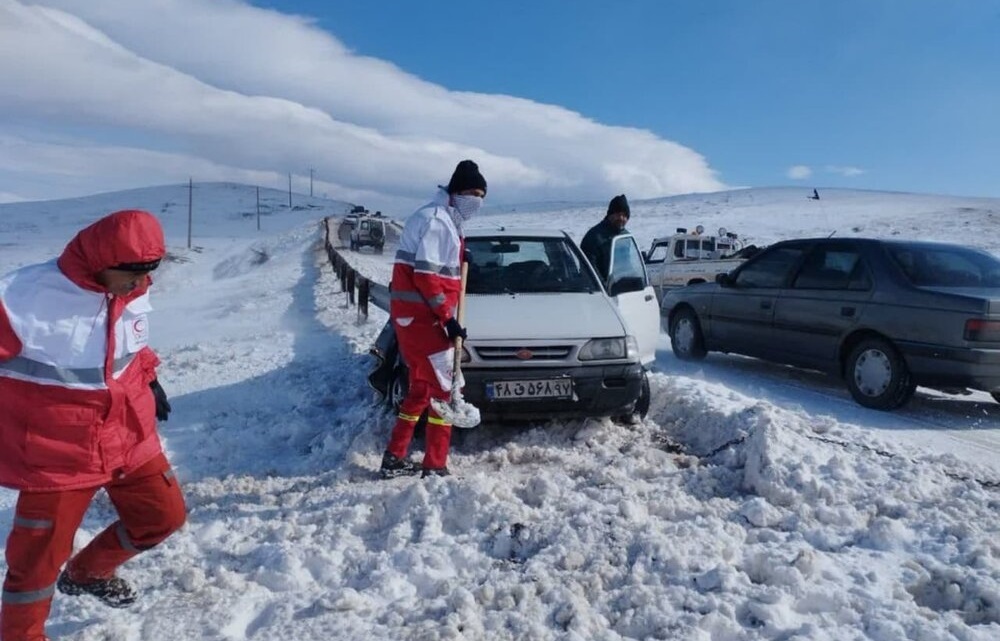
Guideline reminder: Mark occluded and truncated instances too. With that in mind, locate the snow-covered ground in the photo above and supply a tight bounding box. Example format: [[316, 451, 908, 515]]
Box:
[[1, 183, 998, 640]]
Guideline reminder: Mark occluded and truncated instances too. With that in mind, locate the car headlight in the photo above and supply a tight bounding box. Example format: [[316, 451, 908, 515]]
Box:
[[461, 346, 471, 363], [579, 337, 631, 361], [625, 335, 639, 360]]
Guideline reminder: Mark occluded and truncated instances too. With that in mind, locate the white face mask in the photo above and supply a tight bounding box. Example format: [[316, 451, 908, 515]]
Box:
[[451, 194, 483, 221]]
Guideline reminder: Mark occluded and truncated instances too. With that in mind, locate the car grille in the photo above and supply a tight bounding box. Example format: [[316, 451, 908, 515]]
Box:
[[474, 345, 574, 361]]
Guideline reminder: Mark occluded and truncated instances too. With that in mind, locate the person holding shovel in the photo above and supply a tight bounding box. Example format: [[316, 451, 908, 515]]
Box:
[[379, 160, 487, 479]]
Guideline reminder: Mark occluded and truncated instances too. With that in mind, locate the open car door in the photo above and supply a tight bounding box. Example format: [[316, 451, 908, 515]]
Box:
[[607, 234, 660, 366]]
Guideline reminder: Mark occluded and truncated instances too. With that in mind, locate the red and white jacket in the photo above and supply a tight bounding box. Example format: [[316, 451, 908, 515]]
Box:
[[0, 210, 166, 491], [390, 189, 463, 328]]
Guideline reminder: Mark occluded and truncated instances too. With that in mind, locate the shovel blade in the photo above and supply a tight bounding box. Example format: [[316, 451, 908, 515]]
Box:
[[430, 395, 481, 429]]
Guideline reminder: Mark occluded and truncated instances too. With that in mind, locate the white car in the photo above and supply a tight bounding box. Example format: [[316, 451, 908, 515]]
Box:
[[385, 228, 660, 422]]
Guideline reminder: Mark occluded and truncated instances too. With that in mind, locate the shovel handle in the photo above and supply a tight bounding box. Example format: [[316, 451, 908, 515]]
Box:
[[451, 261, 469, 391]]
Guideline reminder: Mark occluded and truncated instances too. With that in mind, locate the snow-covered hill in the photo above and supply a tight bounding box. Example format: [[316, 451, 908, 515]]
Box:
[[1, 184, 998, 641]]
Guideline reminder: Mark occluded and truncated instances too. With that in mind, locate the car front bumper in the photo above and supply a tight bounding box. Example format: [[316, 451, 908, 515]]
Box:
[[462, 363, 644, 421]]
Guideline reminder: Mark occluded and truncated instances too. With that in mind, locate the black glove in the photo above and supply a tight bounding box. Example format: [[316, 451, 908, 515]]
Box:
[[150, 379, 171, 421], [443, 317, 468, 341]]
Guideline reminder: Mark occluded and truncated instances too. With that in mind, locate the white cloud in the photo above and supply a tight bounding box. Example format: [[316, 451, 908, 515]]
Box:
[[787, 165, 813, 180], [0, 0, 726, 207], [826, 165, 865, 177]]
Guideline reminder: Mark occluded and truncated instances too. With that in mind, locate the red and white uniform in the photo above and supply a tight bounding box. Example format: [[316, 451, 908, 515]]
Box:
[[0, 210, 186, 641], [0, 213, 165, 491], [386, 189, 463, 470]]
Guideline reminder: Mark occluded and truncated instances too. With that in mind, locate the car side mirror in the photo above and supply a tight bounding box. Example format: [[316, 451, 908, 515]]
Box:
[[715, 272, 734, 287]]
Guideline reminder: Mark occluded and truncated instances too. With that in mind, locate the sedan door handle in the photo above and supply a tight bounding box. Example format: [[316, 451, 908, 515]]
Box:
[[841, 306, 856, 317]]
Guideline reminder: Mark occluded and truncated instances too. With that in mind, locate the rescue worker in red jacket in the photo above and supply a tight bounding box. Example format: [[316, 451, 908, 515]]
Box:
[[0, 210, 187, 641], [380, 160, 487, 478]]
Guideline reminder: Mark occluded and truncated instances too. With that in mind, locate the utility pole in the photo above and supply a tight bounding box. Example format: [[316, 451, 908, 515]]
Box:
[[287, 172, 292, 208], [187, 177, 193, 249], [309, 168, 314, 197], [256, 186, 261, 231]]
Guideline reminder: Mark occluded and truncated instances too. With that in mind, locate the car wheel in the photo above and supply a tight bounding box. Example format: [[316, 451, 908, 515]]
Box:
[[670, 308, 707, 361], [845, 337, 913, 410], [635, 371, 650, 419], [614, 372, 651, 425], [389, 363, 409, 411]]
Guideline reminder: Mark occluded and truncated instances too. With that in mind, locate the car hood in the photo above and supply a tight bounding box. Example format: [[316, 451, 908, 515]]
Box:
[[464, 292, 625, 340]]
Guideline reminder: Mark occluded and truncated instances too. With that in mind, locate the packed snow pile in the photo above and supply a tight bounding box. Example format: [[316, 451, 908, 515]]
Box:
[[1, 184, 998, 640]]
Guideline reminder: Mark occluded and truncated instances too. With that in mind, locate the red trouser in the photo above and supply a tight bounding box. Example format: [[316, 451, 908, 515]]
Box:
[[1, 453, 186, 641], [386, 318, 453, 470]]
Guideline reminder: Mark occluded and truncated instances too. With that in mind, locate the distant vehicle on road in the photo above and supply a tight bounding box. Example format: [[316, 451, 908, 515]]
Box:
[[661, 237, 1000, 409], [349, 215, 386, 253]]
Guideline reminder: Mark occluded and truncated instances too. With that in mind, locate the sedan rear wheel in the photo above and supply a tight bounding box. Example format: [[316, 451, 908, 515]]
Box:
[[845, 337, 913, 410], [670, 308, 707, 361], [389, 363, 409, 411]]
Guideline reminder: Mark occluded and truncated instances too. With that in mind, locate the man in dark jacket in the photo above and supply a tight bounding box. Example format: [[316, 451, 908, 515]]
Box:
[[581, 194, 630, 281]]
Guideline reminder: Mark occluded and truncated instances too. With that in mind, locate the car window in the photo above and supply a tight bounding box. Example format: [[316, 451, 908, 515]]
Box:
[[465, 237, 599, 294], [608, 236, 648, 295], [677, 238, 711, 259], [793, 247, 868, 290], [888, 244, 1000, 287], [734, 246, 804, 288], [646, 242, 669, 264]]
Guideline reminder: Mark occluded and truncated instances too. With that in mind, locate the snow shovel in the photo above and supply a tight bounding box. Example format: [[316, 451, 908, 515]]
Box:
[[430, 261, 481, 428]]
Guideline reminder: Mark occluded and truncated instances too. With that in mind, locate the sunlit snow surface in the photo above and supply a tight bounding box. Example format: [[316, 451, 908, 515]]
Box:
[[1, 183, 998, 640]]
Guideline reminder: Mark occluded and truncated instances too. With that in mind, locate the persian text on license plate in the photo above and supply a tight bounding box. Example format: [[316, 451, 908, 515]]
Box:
[[486, 379, 573, 400]]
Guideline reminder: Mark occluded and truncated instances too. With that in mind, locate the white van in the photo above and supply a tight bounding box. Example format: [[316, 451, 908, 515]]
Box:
[[349, 215, 386, 253]]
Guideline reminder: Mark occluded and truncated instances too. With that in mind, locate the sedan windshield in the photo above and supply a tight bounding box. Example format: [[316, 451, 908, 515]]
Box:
[[887, 244, 1000, 288], [466, 237, 599, 294]]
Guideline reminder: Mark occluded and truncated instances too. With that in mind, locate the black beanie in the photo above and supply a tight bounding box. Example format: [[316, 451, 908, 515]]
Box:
[[607, 194, 630, 218], [446, 160, 487, 195]]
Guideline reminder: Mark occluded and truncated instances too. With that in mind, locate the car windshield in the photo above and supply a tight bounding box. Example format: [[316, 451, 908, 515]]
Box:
[[887, 244, 1000, 288], [465, 236, 599, 294]]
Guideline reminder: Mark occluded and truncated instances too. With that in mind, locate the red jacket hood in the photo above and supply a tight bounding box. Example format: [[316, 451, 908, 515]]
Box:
[[57, 210, 165, 295]]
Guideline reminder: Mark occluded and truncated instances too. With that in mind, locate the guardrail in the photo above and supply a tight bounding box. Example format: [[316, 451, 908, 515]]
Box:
[[322, 218, 390, 320]]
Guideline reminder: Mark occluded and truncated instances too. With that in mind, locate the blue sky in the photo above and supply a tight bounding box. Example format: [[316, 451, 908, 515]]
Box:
[[254, 0, 1000, 197], [1, 0, 997, 208]]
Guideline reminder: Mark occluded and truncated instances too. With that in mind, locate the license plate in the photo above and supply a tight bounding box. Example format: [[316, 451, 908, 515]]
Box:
[[486, 378, 573, 400]]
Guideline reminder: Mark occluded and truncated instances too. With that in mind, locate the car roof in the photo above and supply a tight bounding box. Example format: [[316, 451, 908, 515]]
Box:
[[771, 237, 975, 251], [465, 228, 570, 239]]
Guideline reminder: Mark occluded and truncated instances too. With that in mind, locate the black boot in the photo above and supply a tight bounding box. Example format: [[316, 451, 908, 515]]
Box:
[[421, 467, 451, 478], [379, 452, 419, 479], [57, 570, 137, 608]]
